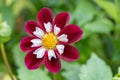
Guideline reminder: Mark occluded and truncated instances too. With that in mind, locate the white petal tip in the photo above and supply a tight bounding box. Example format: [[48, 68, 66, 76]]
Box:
[[33, 27, 44, 38], [56, 45, 65, 55], [54, 25, 61, 35], [33, 47, 46, 58], [48, 50, 56, 61], [31, 39, 42, 47], [58, 34, 68, 42], [44, 22, 52, 33]]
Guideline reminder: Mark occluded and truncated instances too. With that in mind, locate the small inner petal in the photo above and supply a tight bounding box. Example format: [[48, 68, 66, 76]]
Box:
[[54, 25, 61, 35], [33, 47, 46, 58], [48, 50, 56, 61], [58, 34, 68, 42], [56, 44, 65, 55], [44, 22, 52, 33], [33, 27, 44, 38], [31, 39, 42, 47]]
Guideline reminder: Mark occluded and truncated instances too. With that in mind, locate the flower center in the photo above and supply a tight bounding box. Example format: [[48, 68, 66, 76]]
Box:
[[42, 33, 57, 49]]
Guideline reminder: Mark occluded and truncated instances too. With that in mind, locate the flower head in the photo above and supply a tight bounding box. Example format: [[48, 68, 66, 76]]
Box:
[[20, 8, 83, 73]]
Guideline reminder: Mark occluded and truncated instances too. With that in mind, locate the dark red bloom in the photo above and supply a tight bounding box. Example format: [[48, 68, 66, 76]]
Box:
[[20, 8, 83, 73]]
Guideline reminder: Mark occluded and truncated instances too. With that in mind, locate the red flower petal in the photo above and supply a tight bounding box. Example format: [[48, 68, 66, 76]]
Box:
[[54, 12, 70, 30], [25, 20, 43, 36], [44, 53, 61, 73], [60, 45, 79, 62], [25, 50, 44, 70], [37, 8, 53, 29], [20, 37, 38, 52], [59, 24, 83, 44]]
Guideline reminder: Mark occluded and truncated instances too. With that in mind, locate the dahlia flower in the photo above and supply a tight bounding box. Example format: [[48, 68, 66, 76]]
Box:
[[20, 8, 83, 73]]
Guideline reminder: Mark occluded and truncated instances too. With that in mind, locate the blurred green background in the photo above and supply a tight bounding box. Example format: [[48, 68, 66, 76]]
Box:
[[0, 0, 120, 80]]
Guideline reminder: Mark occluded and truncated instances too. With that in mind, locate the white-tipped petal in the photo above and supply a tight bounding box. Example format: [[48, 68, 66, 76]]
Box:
[[48, 50, 56, 61], [33, 27, 44, 38], [33, 47, 46, 58], [31, 39, 42, 47], [56, 45, 65, 55], [58, 34, 68, 42], [54, 25, 61, 35], [44, 22, 52, 32]]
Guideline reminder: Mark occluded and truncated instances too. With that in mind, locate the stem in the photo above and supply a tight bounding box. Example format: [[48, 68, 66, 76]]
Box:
[[0, 43, 14, 80], [53, 74, 56, 80]]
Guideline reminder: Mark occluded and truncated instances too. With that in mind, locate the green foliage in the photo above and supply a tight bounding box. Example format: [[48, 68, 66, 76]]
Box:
[[79, 53, 113, 80], [94, 0, 117, 21], [0, 0, 120, 80], [72, 0, 97, 25], [18, 67, 51, 80], [62, 62, 80, 80], [61, 54, 113, 80], [84, 18, 114, 34]]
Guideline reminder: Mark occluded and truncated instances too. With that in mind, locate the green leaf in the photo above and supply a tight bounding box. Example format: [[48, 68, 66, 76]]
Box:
[[18, 67, 51, 80], [94, 0, 117, 21], [62, 61, 81, 80], [84, 18, 114, 34], [12, 44, 51, 80], [72, 1, 97, 25], [79, 53, 113, 80]]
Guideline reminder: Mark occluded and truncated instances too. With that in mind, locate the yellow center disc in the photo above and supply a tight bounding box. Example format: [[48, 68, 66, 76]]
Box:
[[42, 33, 57, 49]]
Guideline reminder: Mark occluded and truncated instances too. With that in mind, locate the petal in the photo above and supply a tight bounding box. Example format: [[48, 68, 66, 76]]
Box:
[[37, 8, 53, 29], [33, 47, 46, 58], [44, 53, 61, 73], [20, 37, 39, 52], [25, 50, 44, 70], [33, 27, 45, 38], [54, 12, 70, 30], [25, 20, 43, 36], [60, 45, 79, 62], [31, 39, 42, 47], [48, 50, 56, 61], [59, 24, 83, 44]]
